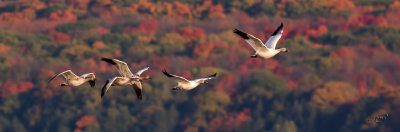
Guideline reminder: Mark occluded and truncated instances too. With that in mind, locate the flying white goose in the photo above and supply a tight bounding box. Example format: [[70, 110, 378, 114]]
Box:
[[233, 22, 288, 59], [162, 70, 217, 90], [49, 70, 96, 87], [101, 57, 151, 100]]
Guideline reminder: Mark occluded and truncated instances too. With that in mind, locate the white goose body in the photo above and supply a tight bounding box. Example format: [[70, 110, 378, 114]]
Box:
[[49, 70, 96, 87], [176, 80, 201, 90], [101, 57, 151, 100], [234, 22, 288, 59], [257, 48, 281, 59], [163, 70, 217, 90], [67, 78, 87, 86]]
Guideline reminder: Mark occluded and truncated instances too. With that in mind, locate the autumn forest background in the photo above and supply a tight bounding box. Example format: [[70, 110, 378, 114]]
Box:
[[0, 0, 400, 131]]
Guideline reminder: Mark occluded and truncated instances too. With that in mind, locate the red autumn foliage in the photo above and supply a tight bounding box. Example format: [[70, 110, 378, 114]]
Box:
[[0, 81, 35, 97], [150, 55, 171, 70], [0, 12, 31, 22], [287, 80, 298, 90], [96, 0, 113, 6], [114, 49, 121, 57], [50, 31, 71, 43], [330, 47, 357, 59], [354, 68, 388, 97], [306, 25, 328, 38], [0, 44, 11, 54], [214, 74, 235, 94], [75, 115, 97, 128], [358, 81, 367, 96], [5, 56, 21, 67], [213, 41, 229, 48], [173, 1, 191, 18], [123, 19, 159, 35], [349, 14, 387, 29], [49, 10, 77, 22], [263, 59, 278, 70], [328, 0, 355, 13], [238, 58, 262, 73], [194, 42, 215, 57], [68, 0, 90, 9], [82, 58, 97, 73], [179, 27, 206, 40], [208, 4, 225, 19], [207, 108, 250, 131], [138, 36, 151, 42], [90, 27, 110, 35], [313, 43, 323, 48], [99, 62, 112, 72], [92, 41, 105, 49], [275, 65, 294, 74]]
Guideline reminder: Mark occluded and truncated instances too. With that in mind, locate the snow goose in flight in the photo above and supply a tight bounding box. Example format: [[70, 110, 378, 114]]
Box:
[[49, 70, 96, 87], [100, 57, 151, 100], [162, 70, 217, 90], [233, 22, 288, 59]]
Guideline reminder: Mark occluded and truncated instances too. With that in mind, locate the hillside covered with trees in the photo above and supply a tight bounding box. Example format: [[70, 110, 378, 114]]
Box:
[[0, 0, 400, 131]]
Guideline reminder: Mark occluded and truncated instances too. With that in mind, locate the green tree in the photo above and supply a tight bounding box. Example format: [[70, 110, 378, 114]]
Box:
[[158, 33, 186, 54]]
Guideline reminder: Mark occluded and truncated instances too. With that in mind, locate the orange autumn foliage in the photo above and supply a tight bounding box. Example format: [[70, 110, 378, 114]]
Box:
[[0, 81, 35, 97], [81, 58, 97, 72], [214, 74, 235, 93], [330, 47, 357, 59], [328, 0, 355, 13], [150, 55, 171, 70], [123, 19, 159, 35], [90, 27, 110, 35], [0, 43, 11, 54], [69, 0, 91, 9], [238, 58, 262, 73], [138, 36, 151, 43], [173, 1, 192, 18], [263, 59, 278, 70], [364, 68, 388, 97], [179, 27, 206, 40], [0, 12, 31, 22], [306, 25, 328, 38], [311, 81, 359, 109], [208, 4, 225, 19], [49, 31, 70, 43], [75, 115, 97, 128], [194, 42, 215, 57], [207, 109, 250, 131], [96, 0, 112, 6], [49, 10, 77, 22], [92, 41, 105, 49]]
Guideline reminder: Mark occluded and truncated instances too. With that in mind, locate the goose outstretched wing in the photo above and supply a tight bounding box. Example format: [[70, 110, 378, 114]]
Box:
[[101, 57, 134, 77], [162, 70, 190, 84], [233, 29, 268, 52], [49, 70, 79, 82], [265, 23, 283, 49]]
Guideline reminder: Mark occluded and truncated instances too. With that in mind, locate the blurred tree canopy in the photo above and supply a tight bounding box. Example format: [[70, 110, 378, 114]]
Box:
[[0, 0, 399, 131]]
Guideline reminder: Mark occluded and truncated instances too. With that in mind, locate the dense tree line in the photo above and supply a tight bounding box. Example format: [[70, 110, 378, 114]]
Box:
[[0, 0, 399, 131]]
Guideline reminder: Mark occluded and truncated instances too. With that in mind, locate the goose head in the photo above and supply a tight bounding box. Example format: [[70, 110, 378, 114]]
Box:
[[201, 80, 208, 84], [89, 78, 96, 87], [88, 74, 96, 87], [141, 75, 152, 80], [279, 48, 289, 52]]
